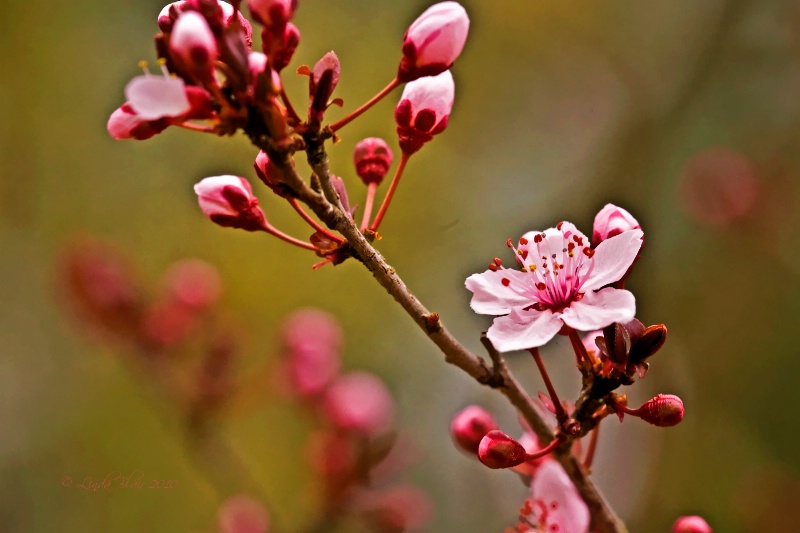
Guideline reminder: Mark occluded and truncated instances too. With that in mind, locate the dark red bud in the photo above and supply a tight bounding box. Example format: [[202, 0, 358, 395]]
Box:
[[478, 430, 526, 469], [628, 324, 667, 365], [353, 137, 394, 185], [635, 394, 684, 427], [602, 322, 629, 365]]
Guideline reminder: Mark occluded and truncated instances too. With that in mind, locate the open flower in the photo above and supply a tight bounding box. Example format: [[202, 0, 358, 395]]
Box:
[[466, 221, 643, 352], [526, 460, 590, 533]]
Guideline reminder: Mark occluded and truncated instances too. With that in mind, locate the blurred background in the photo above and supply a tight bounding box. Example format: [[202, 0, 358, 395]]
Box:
[[2, 0, 800, 531]]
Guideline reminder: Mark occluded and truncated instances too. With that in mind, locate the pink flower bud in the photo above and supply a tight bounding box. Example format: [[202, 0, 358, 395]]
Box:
[[281, 308, 342, 397], [672, 515, 712, 533], [353, 138, 394, 186], [592, 204, 641, 248], [218, 494, 271, 533], [170, 11, 218, 82], [267, 22, 300, 71], [395, 70, 454, 155], [450, 405, 498, 455], [247, 0, 297, 30], [323, 372, 394, 437], [478, 430, 527, 469], [635, 394, 684, 427], [193, 175, 268, 231], [398, 1, 470, 82], [107, 104, 170, 140]]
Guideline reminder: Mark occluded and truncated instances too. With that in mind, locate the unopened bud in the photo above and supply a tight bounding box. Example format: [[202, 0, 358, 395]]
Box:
[[193, 175, 268, 232], [478, 430, 526, 469], [450, 405, 498, 455], [354, 138, 394, 186], [264, 23, 300, 71], [635, 394, 684, 427], [308, 51, 340, 127], [395, 70, 454, 155], [592, 203, 641, 248], [602, 322, 629, 365], [672, 515, 712, 533], [398, 1, 470, 82], [247, 0, 297, 30], [628, 324, 667, 365], [170, 11, 219, 83]]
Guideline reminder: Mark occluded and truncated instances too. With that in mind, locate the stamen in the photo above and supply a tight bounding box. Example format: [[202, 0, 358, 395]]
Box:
[[519, 237, 529, 245], [138, 59, 149, 75], [583, 247, 595, 258]]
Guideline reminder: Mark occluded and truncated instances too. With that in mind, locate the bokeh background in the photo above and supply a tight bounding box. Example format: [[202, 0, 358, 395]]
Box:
[[2, 0, 800, 531]]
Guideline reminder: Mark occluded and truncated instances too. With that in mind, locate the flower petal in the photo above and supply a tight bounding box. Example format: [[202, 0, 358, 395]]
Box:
[[125, 75, 191, 120], [486, 309, 562, 352], [581, 229, 643, 291], [560, 288, 635, 331], [465, 269, 531, 315], [531, 460, 590, 533]]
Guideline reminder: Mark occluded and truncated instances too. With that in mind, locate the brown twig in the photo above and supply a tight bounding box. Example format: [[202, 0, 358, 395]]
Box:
[[246, 131, 628, 533]]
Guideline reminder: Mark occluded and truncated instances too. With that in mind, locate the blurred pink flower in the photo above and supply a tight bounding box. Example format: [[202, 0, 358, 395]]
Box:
[[395, 70, 454, 154], [672, 515, 712, 533], [466, 222, 642, 352], [678, 147, 759, 227], [247, 0, 297, 29], [323, 372, 394, 437], [218, 494, 270, 533], [398, 1, 470, 82], [170, 11, 218, 81], [281, 308, 343, 397], [450, 405, 498, 455]]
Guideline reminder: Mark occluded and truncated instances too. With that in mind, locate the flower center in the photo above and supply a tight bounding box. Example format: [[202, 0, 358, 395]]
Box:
[[501, 223, 595, 313]]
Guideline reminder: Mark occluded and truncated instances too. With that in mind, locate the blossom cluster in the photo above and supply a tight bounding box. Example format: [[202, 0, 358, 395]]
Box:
[[109, 0, 470, 266]]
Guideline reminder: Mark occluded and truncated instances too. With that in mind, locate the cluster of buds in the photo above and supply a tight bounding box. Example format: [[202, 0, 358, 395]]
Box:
[[59, 239, 236, 430], [109, 0, 469, 267], [279, 309, 431, 532]]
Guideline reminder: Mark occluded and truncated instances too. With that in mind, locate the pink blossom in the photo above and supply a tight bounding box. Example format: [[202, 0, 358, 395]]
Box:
[[450, 405, 498, 455], [247, 0, 297, 29], [266, 22, 300, 71], [672, 515, 712, 533], [353, 137, 394, 186], [323, 372, 394, 437], [160, 259, 222, 310], [465, 222, 643, 352], [193, 175, 268, 231], [398, 1, 470, 82], [170, 11, 218, 81], [281, 308, 342, 397], [395, 70, 454, 154], [527, 460, 590, 533], [218, 494, 270, 533], [592, 203, 641, 248]]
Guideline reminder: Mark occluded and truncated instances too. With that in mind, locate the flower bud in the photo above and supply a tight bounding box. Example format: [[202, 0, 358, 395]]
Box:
[[627, 324, 667, 365], [107, 104, 170, 141], [395, 70, 454, 155], [193, 175, 268, 231], [635, 394, 684, 427], [268, 22, 300, 71], [672, 515, 712, 533], [398, 1, 470, 82], [450, 405, 498, 455], [323, 372, 394, 437], [478, 430, 527, 469], [170, 11, 219, 82], [353, 138, 394, 186], [308, 51, 340, 127], [247, 0, 296, 30], [592, 204, 641, 248], [218, 494, 271, 533]]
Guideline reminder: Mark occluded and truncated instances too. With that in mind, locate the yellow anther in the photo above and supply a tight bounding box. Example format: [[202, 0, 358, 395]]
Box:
[[138, 59, 149, 70], [157, 58, 167, 66]]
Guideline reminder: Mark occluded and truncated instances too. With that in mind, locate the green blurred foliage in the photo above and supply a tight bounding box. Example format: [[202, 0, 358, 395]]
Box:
[[2, 0, 800, 531]]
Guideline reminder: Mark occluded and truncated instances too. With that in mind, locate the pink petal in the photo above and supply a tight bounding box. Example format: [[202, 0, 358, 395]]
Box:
[[465, 269, 531, 315], [486, 309, 563, 352], [124, 75, 191, 120], [560, 288, 635, 331], [406, 2, 469, 67], [581, 229, 643, 291], [531, 461, 590, 533], [400, 70, 455, 123]]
